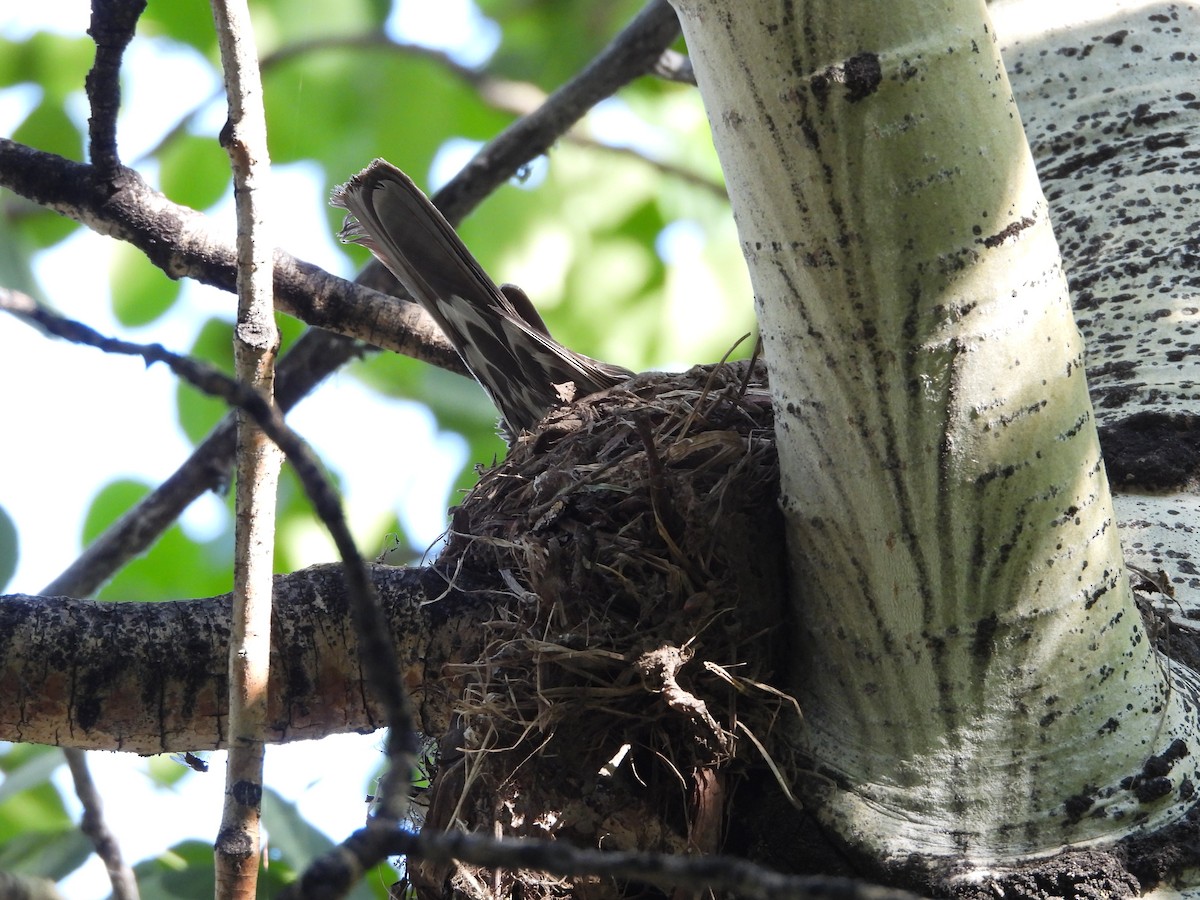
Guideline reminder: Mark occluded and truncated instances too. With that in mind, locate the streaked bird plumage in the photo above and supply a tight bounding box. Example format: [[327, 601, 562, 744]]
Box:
[[331, 159, 632, 443]]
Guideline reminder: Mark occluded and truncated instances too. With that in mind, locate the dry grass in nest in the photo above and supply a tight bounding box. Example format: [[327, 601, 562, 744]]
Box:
[[429, 359, 794, 853]]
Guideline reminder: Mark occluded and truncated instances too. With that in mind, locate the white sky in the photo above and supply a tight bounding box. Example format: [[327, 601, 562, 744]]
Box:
[[0, 1, 497, 896]]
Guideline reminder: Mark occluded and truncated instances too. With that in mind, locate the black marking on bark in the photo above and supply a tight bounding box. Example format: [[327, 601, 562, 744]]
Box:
[[809, 52, 882, 106], [971, 612, 999, 666], [231, 779, 263, 806], [1098, 411, 1200, 491], [1134, 776, 1174, 803], [980, 215, 1037, 249], [1142, 738, 1189, 778], [842, 52, 882, 102], [1063, 788, 1098, 823]]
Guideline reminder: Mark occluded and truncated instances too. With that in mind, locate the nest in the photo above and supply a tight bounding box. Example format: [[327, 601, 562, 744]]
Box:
[[419, 360, 792, 892]]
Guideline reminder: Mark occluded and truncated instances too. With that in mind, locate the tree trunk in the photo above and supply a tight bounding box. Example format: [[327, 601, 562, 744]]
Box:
[[990, 0, 1200, 614], [670, 0, 1200, 879]]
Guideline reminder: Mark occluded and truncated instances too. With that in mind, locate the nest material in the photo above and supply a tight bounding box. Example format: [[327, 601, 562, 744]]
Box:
[[422, 360, 791, 891]]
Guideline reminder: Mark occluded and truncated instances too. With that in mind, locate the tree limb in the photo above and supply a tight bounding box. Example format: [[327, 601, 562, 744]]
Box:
[[63, 749, 139, 900], [84, 0, 145, 173], [210, 0, 283, 891], [0, 564, 485, 753]]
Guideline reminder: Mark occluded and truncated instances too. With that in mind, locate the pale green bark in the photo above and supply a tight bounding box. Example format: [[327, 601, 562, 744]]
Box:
[[671, 0, 1200, 866], [992, 0, 1200, 624]]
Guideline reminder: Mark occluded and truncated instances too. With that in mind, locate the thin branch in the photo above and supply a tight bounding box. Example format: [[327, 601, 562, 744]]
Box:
[[63, 750, 140, 900], [210, 0, 282, 895], [84, 0, 146, 172]]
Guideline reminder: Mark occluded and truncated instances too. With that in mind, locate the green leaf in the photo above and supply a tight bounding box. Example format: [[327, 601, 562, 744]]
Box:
[[347, 349, 426, 400], [0, 33, 94, 98], [81, 479, 151, 546], [0, 781, 71, 841], [478, 0, 649, 87], [0, 207, 47, 295], [419, 366, 505, 450], [272, 463, 334, 576], [0, 746, 63, 804], [176, 317, 235, 446], [0, 829, 92, 882], [158, 133, 232, 212], [252, 0, 389, 51], [108, 241, 182, 327], [12, 98, 83, 161], [261, 788, 393, 899], [0, 767, 86, 883], [265, 48, 509, 184], [129, 840, 234, 900], [14, 209, 81, 249], [0, 504, 17, 592], [260, 788, 332, 870], [137, 4, 219, 57], [82, 479, 232, 602]]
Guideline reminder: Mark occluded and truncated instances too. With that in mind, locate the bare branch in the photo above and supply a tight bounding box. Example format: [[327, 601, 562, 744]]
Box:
[[84, 0, 146, 172], [210, 0, 282, 893], [0, 564, 480, 752], [63, 750, 140, 900], [50, 7, 157, 896]]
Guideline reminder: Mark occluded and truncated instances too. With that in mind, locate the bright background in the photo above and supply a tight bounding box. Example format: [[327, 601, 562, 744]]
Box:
[[0, 1, 750, 896]]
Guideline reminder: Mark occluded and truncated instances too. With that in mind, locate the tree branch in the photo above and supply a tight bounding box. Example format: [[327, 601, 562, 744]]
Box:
[[70, 5, 154, 896], [63, 749, 139, 900], [0, 564, 485, 753], [210, 0, 282, 891], [84, 0, 146, 173]]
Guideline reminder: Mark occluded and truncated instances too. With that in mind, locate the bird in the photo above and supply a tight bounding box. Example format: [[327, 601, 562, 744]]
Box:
[[332, 159, 633, 444]]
